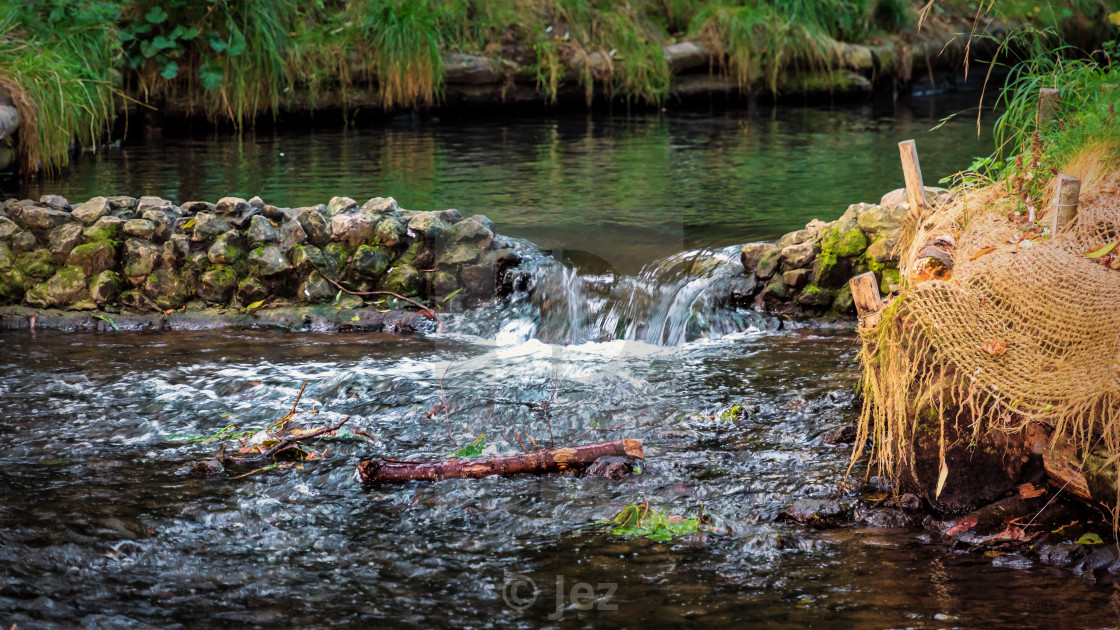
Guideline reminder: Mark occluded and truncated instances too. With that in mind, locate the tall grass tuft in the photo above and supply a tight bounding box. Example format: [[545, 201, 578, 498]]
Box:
[[0, 1, 120, 173], [359, 0, 446, 109]]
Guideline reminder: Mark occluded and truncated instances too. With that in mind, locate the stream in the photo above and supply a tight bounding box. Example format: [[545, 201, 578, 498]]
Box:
[[4, 95, 1119, 628]]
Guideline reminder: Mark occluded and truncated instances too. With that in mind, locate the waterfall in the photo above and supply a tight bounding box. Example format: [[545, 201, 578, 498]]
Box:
[[449, 237, 777, 346]]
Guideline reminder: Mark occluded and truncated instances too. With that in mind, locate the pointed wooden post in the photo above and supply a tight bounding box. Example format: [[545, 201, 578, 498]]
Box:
[[850, 272, 882, 318], [898, 140, 925, 223], [1052, 173, 1081, 234], [1036, 88, 1060, 128]]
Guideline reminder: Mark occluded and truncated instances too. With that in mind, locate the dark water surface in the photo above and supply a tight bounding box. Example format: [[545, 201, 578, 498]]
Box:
[[2, 327, 1117, 628], [9, 94, 992, 273]]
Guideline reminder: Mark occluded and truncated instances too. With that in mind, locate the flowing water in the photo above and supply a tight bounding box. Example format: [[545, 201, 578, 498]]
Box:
[[5, 96, 1119, 628]]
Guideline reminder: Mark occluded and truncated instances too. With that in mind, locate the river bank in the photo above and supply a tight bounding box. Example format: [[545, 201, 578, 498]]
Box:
[[5, 1, 1115, 174]]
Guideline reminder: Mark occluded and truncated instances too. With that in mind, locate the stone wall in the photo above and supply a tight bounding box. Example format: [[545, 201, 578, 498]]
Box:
[[0, 193, 520, 316], [736, 187, 948, 317]]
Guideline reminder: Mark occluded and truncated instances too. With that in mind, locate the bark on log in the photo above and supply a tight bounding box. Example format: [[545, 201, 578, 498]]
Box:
[[358, 438, 644, 483]]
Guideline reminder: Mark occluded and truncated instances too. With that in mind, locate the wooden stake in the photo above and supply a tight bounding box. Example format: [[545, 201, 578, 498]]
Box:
[[1052, 173, 1081, 234], [1036, 88, 1060, 128], [849, 272, 882, 318], [898, 140, 925, 223]]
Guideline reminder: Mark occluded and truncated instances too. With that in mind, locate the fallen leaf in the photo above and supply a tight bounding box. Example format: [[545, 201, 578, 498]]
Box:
[[935, 456, 949, 500], [947, 516, 978, 536], [1086, 240, 1119, 258], [980, 337, 1007, 356], [351, 315, 360, 321], [246, 299, 265, 310], [994, 525, 1027, 541], [164, 309, 175, 315], [1019, 482, 1046, 499], [1076, 533, 1103, 545], [970, 246, 998, 261], [182, 217, 196, 229]]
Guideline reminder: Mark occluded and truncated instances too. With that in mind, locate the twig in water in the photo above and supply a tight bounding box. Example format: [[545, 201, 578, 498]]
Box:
[[269, 380, 309, 432], [227, 417, 350, 466], [310, 262, 440, 322]]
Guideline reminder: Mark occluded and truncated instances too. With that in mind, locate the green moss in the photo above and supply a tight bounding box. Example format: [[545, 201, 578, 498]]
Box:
[[803, 283, 822, 294], [879, 267, 901, 293], [19, 250, 59, 280]]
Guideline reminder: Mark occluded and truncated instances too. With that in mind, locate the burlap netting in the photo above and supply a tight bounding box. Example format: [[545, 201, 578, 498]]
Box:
[[853, 173, 1120, 493]]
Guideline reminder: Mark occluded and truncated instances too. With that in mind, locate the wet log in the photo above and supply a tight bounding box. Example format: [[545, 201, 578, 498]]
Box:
[[358, 439, 644, 483]]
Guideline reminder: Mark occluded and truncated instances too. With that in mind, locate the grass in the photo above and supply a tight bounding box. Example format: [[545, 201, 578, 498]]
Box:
[[0, 1, 119, 173], [3, 1, 1115, 174]]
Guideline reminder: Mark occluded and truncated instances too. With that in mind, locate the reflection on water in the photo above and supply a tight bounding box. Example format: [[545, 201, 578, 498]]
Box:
[[8, 94, 992, 273], [1, 328, 1117, 628]]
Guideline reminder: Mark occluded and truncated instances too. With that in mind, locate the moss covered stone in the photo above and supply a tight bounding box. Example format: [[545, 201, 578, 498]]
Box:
[[382, 264, 423, 297], [291, 244, 329, 276], [18, 249, 58, 281], [762, 275, 789, 300], [248, 245, 290, 278], [297, 271, 334, 303], [879, 267, 901, 293], [89, 270, 122, 304], [0, 268, 27, 302], [796, 284, 834, 308], [754, 246, 783, 279], [39, 265, 89, 307], [236, 276, 268, 305], [0, 242, 13, 269], [199, 265, 239, 304], [68, 241, 117, 276], [824, 227, 868, 258], [322, 242, 354, 273], [207, 230, 245, 265], [375, 216, 408, 248], [833, 284, 855, 315], [123, 239, 160, 280], [146, 268, 192, 310], [440, 243, 482, 268], [351, 244, 390, 278], [83, 215, 123, 241], [48, 224, 84, 258]]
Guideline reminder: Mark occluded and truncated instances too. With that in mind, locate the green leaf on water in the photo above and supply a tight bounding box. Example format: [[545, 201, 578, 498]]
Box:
[[451, 434, 486, 458], [92, 313, 118, 331], [1076, 533, 1103, 545]]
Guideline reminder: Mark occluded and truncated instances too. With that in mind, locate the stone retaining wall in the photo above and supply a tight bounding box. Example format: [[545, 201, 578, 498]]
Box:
[[0, 193, 521, 316], [736, 187, 948, 317]]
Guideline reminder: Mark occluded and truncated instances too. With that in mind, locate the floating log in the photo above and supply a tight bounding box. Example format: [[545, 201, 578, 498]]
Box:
[[358, 438, 644, 483]]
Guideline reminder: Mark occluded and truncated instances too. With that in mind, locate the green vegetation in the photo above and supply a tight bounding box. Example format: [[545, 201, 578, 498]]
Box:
[[3, 0, 1115, 175], [605, 502, 710, 541]]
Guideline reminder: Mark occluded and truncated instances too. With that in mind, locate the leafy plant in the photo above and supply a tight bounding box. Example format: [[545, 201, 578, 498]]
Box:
[[605, 502, 710, 542], [451, 433, 486, 458]]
